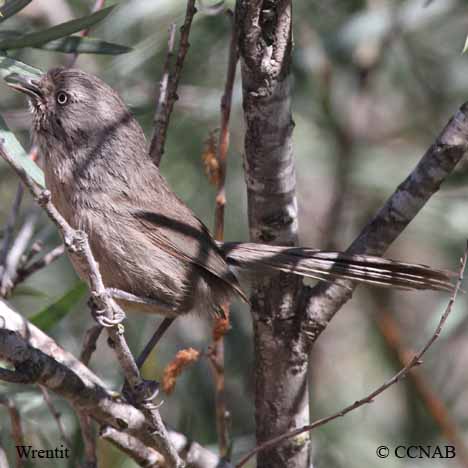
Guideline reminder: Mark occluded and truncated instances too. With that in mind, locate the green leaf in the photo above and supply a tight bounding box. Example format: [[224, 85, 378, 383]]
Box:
[[0, 0, 33, 23], [0, 5, 116, 50], [35, 36, 132, 55], [30, 282, 87, 332], [0, 113, 45, 187], [0, 31, 131, 55], [0, 30, 133, 55], [0, 53, 42, 79]]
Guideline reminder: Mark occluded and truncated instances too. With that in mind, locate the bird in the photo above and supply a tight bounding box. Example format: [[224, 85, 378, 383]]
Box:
[[5, 68, 455, 322]]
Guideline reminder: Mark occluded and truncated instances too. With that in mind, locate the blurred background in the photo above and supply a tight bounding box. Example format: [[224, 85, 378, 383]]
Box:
[[1, 0, 468, 466]]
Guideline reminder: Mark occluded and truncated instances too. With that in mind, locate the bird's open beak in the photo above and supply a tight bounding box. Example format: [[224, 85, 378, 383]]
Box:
[[5, 73, 43, 101]]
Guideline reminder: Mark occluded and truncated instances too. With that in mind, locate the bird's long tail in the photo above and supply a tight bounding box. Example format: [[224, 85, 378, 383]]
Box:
[[220, 242, 455, 292]]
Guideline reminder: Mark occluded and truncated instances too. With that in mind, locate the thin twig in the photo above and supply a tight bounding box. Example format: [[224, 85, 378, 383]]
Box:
[[101, 426, 165, 467], [0, 302, 220, 467], [0, 209, 40, 297], [0, 145, 39, 297], [76, 324, 103, 468], [77, 412, 97, 468], [0, 185, 23, 277], [236, 245, 468, 468], [206, 10, 239, 459], [206, 326, 230, 458], [214, 9, 238, 241], [149, 23, 176, 164], [149, 0, 197, 166], [39, 385, 72, 447], [79, 324, 103, 365], [11, 243, 65, 290], [0, 396, 25, 468], [17, 240, 44, 271], [375, 311, 468, 467], [0, 143, 185, 468], [303, 100, 468, 341]]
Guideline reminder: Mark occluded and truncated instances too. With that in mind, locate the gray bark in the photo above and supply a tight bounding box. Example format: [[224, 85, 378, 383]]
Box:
[[237, 1, 311, 467], [302, 101, 468, 342], [236, 1, 468, 467], [0, 300, 222, 468]]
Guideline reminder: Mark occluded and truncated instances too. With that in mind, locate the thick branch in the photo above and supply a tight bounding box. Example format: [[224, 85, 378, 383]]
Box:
[[237, 1, 310, 467], [236, 247, 467, 467], [302, 102, 468, 341], [0, 301, 220, 468]]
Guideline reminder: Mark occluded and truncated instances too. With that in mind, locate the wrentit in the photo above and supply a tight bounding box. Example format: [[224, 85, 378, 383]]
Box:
[[6, 68, 454, 319]]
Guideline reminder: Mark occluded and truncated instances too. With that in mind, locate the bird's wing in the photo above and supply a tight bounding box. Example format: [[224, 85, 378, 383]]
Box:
[[133, 209, 248, 302], [116, 172, 248, 303]]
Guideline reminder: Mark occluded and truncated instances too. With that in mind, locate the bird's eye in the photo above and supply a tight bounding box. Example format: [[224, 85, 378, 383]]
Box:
[[56, 91, 69, 105]]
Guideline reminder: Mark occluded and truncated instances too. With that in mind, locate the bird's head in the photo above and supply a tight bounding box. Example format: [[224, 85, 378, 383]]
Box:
[[6, 67, 137, 144], [5, 67, 145, 172]]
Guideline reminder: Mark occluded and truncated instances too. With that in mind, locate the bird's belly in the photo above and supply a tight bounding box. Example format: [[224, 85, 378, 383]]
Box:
[[65, 208, 199, 316]]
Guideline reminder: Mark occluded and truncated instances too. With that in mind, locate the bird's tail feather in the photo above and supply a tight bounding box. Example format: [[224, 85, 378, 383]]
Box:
[[220, 242, 455, 292]]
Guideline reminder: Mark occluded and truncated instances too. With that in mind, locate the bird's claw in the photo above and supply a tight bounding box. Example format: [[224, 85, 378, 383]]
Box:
[[87, 294, 126, 327], [123, 379, 161, 406]]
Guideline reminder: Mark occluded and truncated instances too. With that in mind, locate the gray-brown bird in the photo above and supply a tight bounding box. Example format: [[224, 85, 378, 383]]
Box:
[[6, 68, 454, 320]]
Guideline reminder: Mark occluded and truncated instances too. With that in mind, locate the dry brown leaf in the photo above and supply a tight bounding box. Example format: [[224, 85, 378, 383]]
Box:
[[202, 129, 220, 186], [162, 348, 200, 394]]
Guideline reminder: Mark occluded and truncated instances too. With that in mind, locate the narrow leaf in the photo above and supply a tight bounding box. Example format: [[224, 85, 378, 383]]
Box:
[[30, 282, 87, 332], [0, 0, 33, 23], [0, 31, 131, 55], [0, 114, 45, 187], [36, 36, 132, 55], [0, 53, 42, 79], [0, 5, 116, 50]]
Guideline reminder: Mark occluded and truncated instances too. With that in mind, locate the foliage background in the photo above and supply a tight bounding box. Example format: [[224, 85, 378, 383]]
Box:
[[1, 0, 468, 467]]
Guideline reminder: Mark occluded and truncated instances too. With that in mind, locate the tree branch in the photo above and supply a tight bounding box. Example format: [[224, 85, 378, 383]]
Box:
[[15, 243, 64, 284], [39, 385, 72, 447], [0, 395, 25, 468], [236, 245, 467, 467], [0, 186, 23, 285], [149, 0, 197, 166], [302, 101, 468, 342], [374, 310, 468, 466], [237, 1, 310, 467], [0, 300, 221, 468], [206, 9, 239, 459]]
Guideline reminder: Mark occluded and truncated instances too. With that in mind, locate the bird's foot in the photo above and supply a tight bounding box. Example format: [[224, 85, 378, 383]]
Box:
[[122, 379, 161, 406], [87, 293, 126, 327]]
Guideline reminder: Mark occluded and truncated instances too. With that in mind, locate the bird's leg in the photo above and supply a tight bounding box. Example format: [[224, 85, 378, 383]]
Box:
[[88, 288, 175, 404], [106, 288, 177, 366], [122, 317, 176, 405], [135, 317, 175, 368], [120, 313, 176, 404], [87, 293, 126, 327]]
